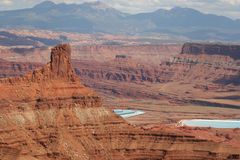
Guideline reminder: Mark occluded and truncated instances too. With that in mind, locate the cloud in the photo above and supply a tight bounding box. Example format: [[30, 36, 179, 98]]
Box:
[[0, 0, 240, 19], [1, 0, 13, 6], [221, 0, 240, 5]]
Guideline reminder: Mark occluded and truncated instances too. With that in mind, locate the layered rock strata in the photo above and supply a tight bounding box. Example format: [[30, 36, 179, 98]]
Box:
[[0, 44, 239, 159], [181, 43, 240, 59], [0, 44, 102, 109], [0, 58, 42, 78]]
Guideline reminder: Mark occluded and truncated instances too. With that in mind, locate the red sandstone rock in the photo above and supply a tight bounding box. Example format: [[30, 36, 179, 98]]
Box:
[[49, 44, 76, 81], [0, 58, 42, 78], [0, 44, 100, 106], [181, 43, 240, 59], [0, 44, 239, 159], [0, 43, 239, 100]]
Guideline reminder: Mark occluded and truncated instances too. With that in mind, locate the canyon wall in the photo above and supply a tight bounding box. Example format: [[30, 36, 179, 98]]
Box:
[[181, 43, 240, 59], [0, 44, 239, 159], [0, 44, 102, 109], [72, 44, 181, 62], [0, 58, 41, 78], [0, 43, 239, 100], [0, 44, 182, 63]]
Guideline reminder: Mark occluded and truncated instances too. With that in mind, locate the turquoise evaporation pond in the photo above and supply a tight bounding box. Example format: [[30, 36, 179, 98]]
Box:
[[114, 109, 145, 118], [179, 119, 240, 128]]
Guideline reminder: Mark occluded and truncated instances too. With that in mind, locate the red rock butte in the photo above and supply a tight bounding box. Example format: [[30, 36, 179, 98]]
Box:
[[41, 43, 77, 82], [0, 44, 239, 159], [3, 44, 77, 82], [0, 44, 101, 107]]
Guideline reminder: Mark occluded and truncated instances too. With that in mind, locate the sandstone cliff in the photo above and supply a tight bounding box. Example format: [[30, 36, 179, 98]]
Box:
[[0, 58, 42, 78], [0, 44, 239, 159], [0, 43, 239, 100], [0, 44, 101, 108], [181, 43, 240, 59]]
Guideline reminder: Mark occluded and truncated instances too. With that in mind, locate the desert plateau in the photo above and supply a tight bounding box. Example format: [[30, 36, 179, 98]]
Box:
[[0, 0, 240, 160]]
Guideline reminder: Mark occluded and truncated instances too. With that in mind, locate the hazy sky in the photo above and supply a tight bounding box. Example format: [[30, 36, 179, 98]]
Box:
[[1, 0, 240, 19]]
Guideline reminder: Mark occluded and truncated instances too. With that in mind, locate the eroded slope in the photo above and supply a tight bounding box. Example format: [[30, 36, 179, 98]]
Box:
[[0, 44, 239, 160]]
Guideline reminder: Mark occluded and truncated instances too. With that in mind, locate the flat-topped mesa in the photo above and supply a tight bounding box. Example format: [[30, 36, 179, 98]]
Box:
[[181, 43, 240, 59]]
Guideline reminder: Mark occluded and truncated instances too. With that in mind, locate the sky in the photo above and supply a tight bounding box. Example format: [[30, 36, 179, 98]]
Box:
[[0, 0, 240, 19]]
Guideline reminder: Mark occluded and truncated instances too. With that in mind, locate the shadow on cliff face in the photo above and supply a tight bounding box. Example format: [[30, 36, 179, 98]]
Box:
[[215, 74, 240, 85], [215, 95, 240, 100], [0, 44, 239, 159], [189, 99, 240, 109]]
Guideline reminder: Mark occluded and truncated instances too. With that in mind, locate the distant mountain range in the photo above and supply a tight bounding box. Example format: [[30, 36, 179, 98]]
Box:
[[1, 1, 240, 41]]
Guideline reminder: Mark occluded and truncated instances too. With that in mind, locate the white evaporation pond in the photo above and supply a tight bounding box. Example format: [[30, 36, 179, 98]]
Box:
[[114, 109, 145, 118], [179, 119, 240, 128]]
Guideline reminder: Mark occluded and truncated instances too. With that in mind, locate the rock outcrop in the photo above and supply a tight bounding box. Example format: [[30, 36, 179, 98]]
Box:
[[0, 44, 239, 159], [0, 44, 101, 108], [0, 43, 239, 99], [181, 43, 240, 59], [0, 59, 42, 78]]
